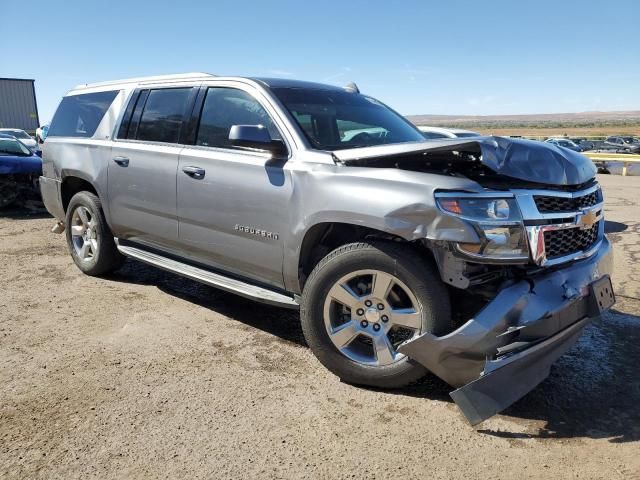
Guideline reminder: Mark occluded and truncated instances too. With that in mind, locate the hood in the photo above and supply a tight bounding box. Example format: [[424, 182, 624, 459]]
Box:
[[0, 153, 42, 175], [333, 136, 597, 186]]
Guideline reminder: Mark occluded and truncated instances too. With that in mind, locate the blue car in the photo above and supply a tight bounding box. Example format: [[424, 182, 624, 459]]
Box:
[[0, 134, 43, 208]]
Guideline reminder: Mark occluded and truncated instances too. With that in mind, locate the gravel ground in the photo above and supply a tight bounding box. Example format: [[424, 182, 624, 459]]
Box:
[[1, 175, 639, 479]]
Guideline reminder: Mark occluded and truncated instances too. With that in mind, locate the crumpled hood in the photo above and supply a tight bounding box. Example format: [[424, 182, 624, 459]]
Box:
[[333, 136, 597, 186]]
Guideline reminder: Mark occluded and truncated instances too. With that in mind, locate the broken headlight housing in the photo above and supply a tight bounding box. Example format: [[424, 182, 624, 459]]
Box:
[[436, 195, 529, 262]]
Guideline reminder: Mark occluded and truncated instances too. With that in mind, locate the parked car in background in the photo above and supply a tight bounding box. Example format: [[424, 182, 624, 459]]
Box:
[[569, 137, 595, 151], [603, 136, 640, 154], [544, 137, 583, 152], [0, 128, 38, 151], [36, 124, 49, 144], [0, 133, 42, 208], [417, 126, 481, 139]]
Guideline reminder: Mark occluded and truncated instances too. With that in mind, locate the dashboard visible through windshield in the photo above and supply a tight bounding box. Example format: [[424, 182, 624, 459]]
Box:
[[271, 87, 425, 151]]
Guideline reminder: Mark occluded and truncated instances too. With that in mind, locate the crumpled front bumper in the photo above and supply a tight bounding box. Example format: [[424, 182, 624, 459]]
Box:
[[398, 237, 614, 425]]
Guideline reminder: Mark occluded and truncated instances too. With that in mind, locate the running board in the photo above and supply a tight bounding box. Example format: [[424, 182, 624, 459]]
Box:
[[117, 244, 299, 309]]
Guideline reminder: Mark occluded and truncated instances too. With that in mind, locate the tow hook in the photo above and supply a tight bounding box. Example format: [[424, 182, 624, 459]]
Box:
[[51, 221, 65, 234]]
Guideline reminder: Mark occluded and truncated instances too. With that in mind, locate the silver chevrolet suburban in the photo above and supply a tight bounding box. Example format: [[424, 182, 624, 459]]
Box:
[[40, 73, 615, 424]]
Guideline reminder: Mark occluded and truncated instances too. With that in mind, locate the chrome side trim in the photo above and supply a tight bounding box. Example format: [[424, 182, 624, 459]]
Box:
[[117, 244, 299, 309]]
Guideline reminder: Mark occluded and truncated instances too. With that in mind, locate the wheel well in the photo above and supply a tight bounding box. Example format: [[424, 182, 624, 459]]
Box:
[[297, 222, 432, 291], [61, 177, 98, 213]]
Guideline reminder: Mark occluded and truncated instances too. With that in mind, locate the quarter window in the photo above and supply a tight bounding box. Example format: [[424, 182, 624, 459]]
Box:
[[196, 88, 281, 149], [136, 88, 192, 143], [48, 90, 119, 138]]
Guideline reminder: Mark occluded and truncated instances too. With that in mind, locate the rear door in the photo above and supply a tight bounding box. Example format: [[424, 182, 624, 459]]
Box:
[[176, 84, 293, 288], [108, 87, 197, 248]]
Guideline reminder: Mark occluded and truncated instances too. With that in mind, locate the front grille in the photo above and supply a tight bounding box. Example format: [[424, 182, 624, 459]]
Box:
[[543, 222, 600, 259], [534, 190, 599, 213]]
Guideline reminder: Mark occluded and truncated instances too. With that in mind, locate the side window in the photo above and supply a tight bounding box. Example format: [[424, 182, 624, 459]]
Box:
[[196, 87, 281, 148], [48, 90, 119, 138], [136, 88, 192, 143]]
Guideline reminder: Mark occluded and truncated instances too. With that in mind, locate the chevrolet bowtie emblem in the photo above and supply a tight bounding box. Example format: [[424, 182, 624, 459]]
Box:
[[578, 210, 598, 229]]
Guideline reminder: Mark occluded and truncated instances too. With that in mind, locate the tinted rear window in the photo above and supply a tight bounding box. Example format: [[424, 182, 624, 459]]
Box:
[[48, 91, 119, 138], [136, 88, 192, 143]]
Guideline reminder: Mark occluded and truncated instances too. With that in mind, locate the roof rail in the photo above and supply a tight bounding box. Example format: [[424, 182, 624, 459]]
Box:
[[73, 72, 217, 90]]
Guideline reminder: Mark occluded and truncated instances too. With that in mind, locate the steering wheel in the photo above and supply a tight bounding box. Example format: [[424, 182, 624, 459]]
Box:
[[348, 132, 374, 144]]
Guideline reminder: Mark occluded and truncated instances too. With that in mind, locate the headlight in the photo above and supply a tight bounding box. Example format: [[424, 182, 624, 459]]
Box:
[[436, 195, 529, 261], [437, 197, 520, 222]]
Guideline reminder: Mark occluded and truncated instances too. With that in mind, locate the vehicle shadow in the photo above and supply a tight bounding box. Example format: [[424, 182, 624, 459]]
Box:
[[106, 259, 640, 443], [106, 259, 306, 347], [480, 304, 640, 443], [604, 220, 628, 234]]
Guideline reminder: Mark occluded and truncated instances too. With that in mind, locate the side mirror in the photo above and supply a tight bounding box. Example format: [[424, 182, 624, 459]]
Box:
[[229, 125, 287, 156]]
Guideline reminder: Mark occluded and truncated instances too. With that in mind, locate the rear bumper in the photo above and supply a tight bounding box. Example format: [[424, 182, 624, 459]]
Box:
[[39, 176, 65, 220], [398, 237, 614, 424]]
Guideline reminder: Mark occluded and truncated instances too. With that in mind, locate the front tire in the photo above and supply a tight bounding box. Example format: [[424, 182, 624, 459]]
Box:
[[300, 241, 452, 389], [65, 191, 124, 276]]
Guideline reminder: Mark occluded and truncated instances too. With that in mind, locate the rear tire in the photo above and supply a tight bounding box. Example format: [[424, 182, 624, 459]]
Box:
[[65, 191, 124, 276], [300, 241, 452, 389]]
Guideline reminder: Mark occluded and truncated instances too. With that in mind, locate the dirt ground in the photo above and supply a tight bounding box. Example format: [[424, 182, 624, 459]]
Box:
[[1, 175, 639, 479]]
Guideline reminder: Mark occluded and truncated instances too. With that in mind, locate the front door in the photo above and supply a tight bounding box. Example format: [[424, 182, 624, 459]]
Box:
[[176, 86, 293, 288]]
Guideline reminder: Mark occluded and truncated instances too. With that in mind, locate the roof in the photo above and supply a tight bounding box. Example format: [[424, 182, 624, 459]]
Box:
[[73, 72, 216, 90], [68, 73, 352, 95], [251, 77, 346, 91]]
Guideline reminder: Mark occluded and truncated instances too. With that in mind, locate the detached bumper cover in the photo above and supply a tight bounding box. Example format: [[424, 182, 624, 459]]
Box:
[[398, 237, 614, 425]]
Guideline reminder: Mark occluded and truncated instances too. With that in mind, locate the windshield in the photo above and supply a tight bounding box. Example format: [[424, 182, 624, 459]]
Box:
[[0, 138, 31, 156], [271, 87, 425, 150], [8, 130, 30, 139], [455, 132, 481, 138], [1, 130, 30, 139]]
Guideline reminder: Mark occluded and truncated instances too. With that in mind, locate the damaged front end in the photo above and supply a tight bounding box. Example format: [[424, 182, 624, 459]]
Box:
[[400, 241, 613, 425], [0, 141, 43, 210], [337, 136, 615, 425]]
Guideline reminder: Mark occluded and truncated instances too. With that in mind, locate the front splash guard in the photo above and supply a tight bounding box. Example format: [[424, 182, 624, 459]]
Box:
[[398, 237, 613, 425]]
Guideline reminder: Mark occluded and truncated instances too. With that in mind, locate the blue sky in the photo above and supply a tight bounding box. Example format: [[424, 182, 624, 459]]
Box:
[[4, 0, 640, 123]]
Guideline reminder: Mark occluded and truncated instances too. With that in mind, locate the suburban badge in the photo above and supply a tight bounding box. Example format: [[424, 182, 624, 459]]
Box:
[[234, 224, 279, 240]]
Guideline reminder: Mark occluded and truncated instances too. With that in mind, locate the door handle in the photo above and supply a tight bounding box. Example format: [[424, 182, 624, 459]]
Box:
[[113, 156, 129, 167], [182, 165, 206, 179]]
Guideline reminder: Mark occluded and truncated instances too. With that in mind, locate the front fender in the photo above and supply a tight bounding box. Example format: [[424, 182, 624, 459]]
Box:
[[282, 163, 484, 292]]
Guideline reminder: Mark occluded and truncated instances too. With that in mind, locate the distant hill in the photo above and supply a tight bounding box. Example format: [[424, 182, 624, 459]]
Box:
[[406, 110, 640, 138], [407, 110, 640, 125]]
